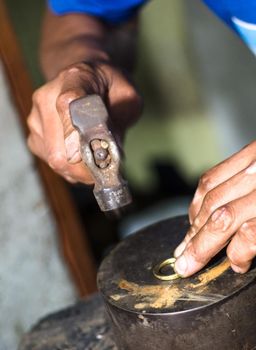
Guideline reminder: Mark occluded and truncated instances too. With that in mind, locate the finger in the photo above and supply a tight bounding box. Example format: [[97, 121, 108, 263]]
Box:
[[65, 130, 81, 164], [41, 103, 68, 174], [174, 225, 197, 258], [32, 81, 73, 176], [108, 69, 143, 130], [63, 174, 77, 184], [191, 162, 256, 233], [27, 134, 46, 161], [175, 164, 256, 258], [27, 106, 43, 138], [227, 218, 256, 273], [189, 142, 256, 222], [56, 88, 85, 138], [56, 88, 85, 164], [63, 162, 94, 184], [183, 158, 256, 259], [30, 70, 96, 183], [175, 190, 256, 277]]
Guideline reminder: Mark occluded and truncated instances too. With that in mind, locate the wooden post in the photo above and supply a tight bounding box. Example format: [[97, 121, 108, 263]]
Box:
[[0, 0, 97, 296]]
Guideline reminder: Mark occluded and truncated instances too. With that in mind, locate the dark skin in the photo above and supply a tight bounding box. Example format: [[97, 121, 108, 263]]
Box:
[[28, 8, 256, 276], [28, 9, 142, 183]]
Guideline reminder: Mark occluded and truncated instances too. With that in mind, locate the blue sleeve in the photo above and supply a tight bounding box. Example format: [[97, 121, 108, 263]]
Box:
[[203, 0, 256, 55], [48, 0, 147, 24]]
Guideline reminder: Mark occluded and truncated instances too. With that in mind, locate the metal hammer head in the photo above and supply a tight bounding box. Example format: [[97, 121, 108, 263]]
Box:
[[69, 95, 132, 215]]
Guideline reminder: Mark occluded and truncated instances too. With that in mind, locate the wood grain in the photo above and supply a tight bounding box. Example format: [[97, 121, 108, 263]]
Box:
[[0, 0, 97, 296]]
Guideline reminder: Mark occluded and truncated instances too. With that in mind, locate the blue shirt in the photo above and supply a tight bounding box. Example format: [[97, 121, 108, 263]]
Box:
[[204, 0, 256, 54], [48, 0, 147, 24], [48, 0, 256, 54]]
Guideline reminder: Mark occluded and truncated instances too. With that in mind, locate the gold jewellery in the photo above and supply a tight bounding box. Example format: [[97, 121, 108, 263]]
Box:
[[153, 257, 180, 281]]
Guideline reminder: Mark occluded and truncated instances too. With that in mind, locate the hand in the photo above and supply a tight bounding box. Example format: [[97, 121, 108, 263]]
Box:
[[174, 141, 256, 277], [27, 62, 142, 183]]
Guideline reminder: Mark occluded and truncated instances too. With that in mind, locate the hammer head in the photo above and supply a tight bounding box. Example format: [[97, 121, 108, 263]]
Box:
[[69, 95, 132, 215]]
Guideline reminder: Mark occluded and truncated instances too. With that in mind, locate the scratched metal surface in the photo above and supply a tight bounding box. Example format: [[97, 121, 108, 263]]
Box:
[[19, 294, 117, 350], [98, 215, 256, 314]]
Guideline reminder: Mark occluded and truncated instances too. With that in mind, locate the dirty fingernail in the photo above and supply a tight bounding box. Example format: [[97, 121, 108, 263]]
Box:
[[174, 241, 186, 258], [175, 255, 188, 276]]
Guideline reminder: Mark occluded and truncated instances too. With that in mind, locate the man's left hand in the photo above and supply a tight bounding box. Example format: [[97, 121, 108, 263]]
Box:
[[174, 141, 256, 277]]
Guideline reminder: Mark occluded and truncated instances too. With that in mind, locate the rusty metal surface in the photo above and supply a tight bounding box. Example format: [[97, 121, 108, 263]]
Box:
[[19, 294, 117, 350], [70, 95, 131, 213]]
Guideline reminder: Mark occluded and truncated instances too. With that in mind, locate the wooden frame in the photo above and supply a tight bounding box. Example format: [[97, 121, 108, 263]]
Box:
[[0, 0, 97, 296]]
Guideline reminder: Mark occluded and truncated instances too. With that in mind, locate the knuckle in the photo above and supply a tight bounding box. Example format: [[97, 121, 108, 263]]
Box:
[[124, 86, 138, 101], [245, 160, 256, 175], [27, 115, 34, 130], [238, 222, 256, 246], [125, 87, 142, 110], [59, 63, 83, 78], [56, 90, 83, 113], [32, 88, 44, 105], [199, 173, 214, 193], [64, 66, 80, 76], [203, 190, 220, 214], [48, 152, 66, 171], [222, 204, 235, 218], [210, 205, 235, 231], [27, 115, 39, 134]]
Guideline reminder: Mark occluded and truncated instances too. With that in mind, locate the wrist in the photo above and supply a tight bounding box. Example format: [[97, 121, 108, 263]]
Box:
[[40, 40, 110, 81], [40, 9, 110, 80]]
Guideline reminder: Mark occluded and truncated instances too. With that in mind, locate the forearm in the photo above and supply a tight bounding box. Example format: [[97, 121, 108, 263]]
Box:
[[40, 8, 138, 80]]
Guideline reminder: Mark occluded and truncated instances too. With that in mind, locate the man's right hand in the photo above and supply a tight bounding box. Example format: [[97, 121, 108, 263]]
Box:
[[27, 62, 142, 184]]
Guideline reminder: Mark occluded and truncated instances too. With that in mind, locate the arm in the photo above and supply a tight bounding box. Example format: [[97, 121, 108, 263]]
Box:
[[173, 1, 256, 277], [40, 9, 138, 79], [27, 8, 142, 183]]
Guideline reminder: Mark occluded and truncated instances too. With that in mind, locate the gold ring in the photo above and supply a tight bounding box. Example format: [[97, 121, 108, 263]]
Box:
[[153, 257, 180, 281]]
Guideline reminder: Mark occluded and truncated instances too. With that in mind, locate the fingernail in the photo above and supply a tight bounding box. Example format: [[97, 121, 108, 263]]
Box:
[[175, 255, 188, 276], [174, 241, 186, 258], [231, 264, 243, 274]]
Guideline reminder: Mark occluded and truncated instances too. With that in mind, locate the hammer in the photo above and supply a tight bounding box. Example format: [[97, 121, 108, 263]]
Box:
[[69, 95, 132, 217]]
